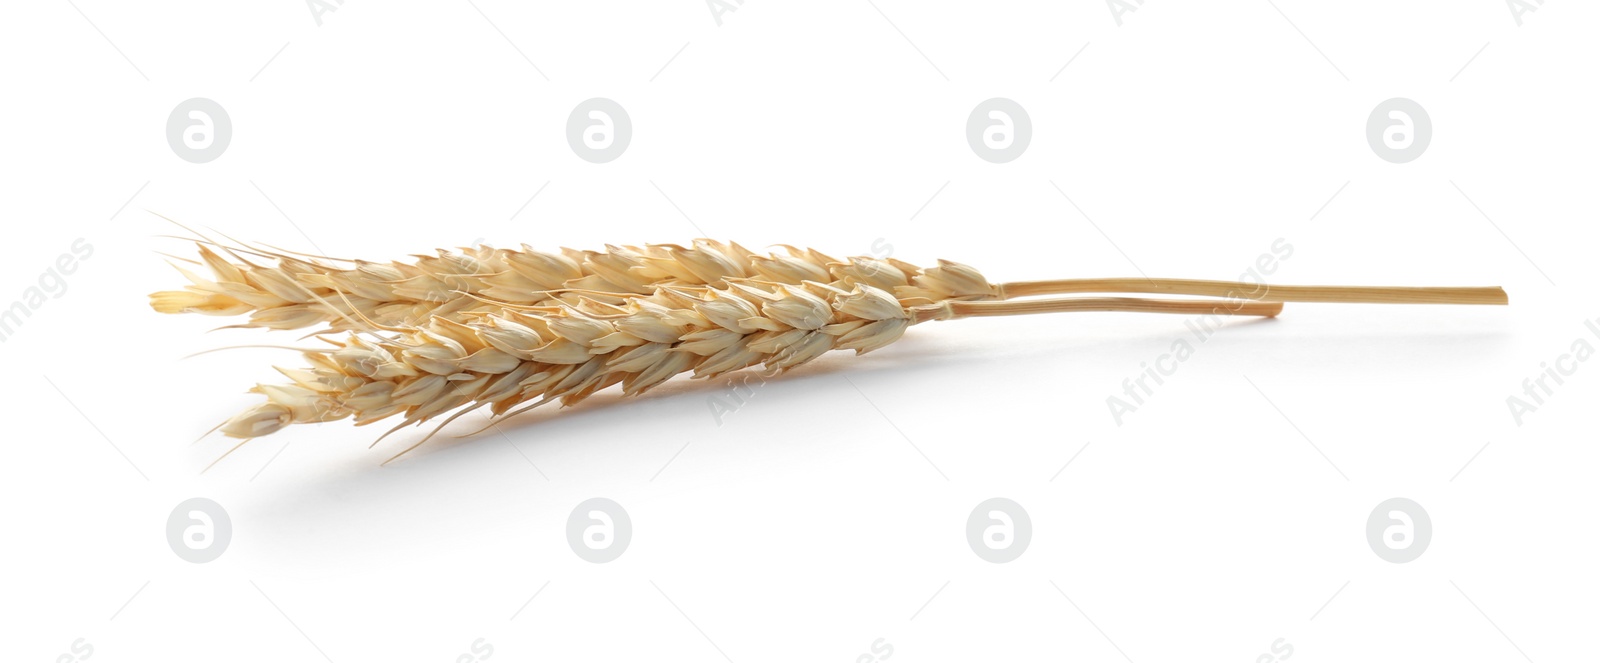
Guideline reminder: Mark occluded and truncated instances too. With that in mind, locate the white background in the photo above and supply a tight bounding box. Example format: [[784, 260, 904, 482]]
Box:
[[2, 1, 1597, 661]]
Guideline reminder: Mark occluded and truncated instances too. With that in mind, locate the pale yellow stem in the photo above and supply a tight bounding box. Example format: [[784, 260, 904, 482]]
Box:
[[996, 278, 1507, 305], [912, 296, 1284, 323]]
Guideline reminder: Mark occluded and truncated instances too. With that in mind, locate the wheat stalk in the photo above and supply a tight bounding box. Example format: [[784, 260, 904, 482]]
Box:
[[996, 278, 1508, 305], [160, 235, 1507, 464], [151, 235, 1505, 337], [210, 280, 1284, 463]]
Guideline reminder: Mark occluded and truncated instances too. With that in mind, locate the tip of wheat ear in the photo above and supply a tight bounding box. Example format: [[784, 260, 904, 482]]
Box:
[[220, 402, 294, 438]]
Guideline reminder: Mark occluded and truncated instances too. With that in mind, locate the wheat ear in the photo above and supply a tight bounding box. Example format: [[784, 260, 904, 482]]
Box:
[[149, 237, 977, 331], [213, 280, 1281, 462]]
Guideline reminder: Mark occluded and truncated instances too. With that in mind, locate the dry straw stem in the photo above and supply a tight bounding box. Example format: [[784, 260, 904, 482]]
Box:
[[996, 278, 1508, 306], [913, 296, 1284, 322]]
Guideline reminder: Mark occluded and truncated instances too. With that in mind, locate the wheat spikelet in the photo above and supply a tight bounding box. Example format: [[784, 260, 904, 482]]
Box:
[[149, 236, 988, 332]]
